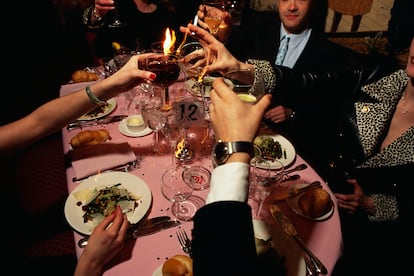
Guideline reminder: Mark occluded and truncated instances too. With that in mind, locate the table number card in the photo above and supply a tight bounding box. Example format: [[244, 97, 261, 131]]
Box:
[[173, 100, 207, 128]]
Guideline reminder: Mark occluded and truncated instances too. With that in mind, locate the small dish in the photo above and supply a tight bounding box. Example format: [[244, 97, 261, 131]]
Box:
[[286, 183, 334, 221], [126, 114, 146, 132], [183, 166, 211, 191], [118, 119, 153, 137]]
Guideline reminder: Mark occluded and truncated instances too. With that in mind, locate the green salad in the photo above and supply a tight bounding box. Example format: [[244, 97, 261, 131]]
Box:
[[81, 183, 137, 223]]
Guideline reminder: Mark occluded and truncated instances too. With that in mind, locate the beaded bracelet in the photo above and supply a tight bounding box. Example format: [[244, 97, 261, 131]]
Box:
[[85, 86, 106, 106], [92, 7, 103, 21]]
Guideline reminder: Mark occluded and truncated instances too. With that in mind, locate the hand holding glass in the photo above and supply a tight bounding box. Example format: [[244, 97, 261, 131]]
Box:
[[201, 0, 226, 35], [224, 68, 266, 104]]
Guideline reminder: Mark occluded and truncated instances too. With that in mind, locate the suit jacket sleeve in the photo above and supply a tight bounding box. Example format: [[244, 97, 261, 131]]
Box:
[[192, 201, 257, 276]]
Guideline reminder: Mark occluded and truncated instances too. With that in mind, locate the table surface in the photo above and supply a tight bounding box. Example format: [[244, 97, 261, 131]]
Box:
[[60, 80, 342, 276]]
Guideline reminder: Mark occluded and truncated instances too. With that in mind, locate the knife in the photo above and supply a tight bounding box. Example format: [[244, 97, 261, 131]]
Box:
[[129, 220, 181, 239], [67, 115, 127, 131], [77, 216, 175, 248], [269, 204, 328, 274], [272, 181, 321, 201]]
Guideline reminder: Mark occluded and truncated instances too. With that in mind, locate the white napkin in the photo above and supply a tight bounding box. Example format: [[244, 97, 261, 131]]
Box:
[[70, 140, 137, 181]]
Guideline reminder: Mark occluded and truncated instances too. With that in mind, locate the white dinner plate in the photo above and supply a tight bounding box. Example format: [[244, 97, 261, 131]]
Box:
[[64, 171, 152, 235], [253, 134, 296, 169], [77, 98, 117, 121], [118, 119, 153, 137], [286, 183, 334, 221], [185, 76, 216, 98]]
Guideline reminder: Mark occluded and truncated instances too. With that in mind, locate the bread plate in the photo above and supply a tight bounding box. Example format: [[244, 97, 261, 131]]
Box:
[[64, 171, 152, 235], [78, 98, 117, 121], [253, 134, 296, 169], [286, 183, 334, 221]]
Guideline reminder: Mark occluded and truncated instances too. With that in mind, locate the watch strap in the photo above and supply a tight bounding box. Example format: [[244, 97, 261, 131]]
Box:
[[227, 141, 254, 157]]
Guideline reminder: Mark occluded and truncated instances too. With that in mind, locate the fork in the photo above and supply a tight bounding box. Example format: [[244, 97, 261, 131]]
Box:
[[176, 229, 192, 257]]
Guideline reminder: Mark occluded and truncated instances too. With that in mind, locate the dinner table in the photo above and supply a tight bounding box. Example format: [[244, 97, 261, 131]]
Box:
[[60, 77, 343, 276]]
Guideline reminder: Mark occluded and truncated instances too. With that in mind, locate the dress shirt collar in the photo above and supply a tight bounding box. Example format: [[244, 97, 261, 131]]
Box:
[[279, 24, 312, 68]]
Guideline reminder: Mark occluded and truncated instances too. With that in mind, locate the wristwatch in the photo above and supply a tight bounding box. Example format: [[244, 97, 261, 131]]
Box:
[[212, 140, 254, 166]]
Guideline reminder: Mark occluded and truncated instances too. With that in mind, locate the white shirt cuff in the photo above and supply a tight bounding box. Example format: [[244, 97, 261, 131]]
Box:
[[206, 162, 250, 204]]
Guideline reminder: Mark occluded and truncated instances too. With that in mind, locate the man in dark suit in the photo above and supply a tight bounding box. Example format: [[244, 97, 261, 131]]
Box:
[[226, 0, 363, 181]]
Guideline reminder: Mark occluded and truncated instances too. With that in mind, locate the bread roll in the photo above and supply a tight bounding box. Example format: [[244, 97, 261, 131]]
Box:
[[71, 70, 99, 83], [298, 188, 332, 218], [70, 129, 111, 148], [162, 254, 193, 276]]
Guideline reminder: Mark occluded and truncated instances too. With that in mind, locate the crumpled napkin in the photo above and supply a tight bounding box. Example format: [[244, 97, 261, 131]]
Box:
[[70, 140, 137, 181]]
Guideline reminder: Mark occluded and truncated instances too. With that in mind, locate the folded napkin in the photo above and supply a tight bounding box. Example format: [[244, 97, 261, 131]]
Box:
[[70, 140, 137, 181]]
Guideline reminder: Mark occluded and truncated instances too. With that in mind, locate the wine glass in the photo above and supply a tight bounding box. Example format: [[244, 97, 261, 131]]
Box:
[[251, 158, 284, 218], [201, 0, 226, 35], [142, 103, 165, 153], [161, 166, 194, 221], [224, 68, 266, 104], [178, 41, 210, 116], [108, 0, 126, 28], [145, 53, 182, 111], [159, 108, 186, 167]]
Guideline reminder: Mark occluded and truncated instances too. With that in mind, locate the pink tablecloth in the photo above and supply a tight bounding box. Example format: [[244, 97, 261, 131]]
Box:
[[60, 81, 342, 276]]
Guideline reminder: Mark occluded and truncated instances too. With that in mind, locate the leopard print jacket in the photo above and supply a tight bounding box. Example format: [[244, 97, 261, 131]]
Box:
[[247, 59, 413, 222]]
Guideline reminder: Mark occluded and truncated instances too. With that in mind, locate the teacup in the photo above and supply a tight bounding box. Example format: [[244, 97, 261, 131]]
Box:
[[126, 114, 146, 133]]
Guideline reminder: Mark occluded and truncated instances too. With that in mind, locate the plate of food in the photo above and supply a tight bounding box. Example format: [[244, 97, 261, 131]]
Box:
[[77, 98, 117, 121], [185, 76, 216, 98], [253, 134, 296, 169], [286, 183, 334, 221], [64, 171, 152, 235]]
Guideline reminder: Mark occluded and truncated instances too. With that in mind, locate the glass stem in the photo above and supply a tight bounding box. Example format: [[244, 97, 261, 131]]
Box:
[[162, 87, 170, 110], [153, 130, 160, 153]]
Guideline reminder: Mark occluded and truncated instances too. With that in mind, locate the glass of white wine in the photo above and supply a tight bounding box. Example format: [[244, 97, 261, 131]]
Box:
[[224, 68, 266, 104], [201, 0, 226, 35]]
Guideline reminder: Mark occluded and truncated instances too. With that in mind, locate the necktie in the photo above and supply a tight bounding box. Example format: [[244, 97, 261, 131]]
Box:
[[275, 35, 290, 65]]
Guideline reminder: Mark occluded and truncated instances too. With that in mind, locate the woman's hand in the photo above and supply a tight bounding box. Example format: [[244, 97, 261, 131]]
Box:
[[94, 0, 115, 17], [180, 23, 249, 75], [334, 178, 376, 215], [74, 205, 129, 276], [264, 105, 293, 124]]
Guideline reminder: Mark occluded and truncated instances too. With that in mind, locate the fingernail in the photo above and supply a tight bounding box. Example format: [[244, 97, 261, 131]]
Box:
[[149, 73, 156, 80]]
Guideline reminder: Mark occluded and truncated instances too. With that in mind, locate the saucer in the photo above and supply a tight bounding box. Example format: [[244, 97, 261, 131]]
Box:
[[118, 119, 153, 137]]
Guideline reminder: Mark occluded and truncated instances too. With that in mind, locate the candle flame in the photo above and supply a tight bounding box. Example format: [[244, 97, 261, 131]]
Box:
[[163, 28, 176, 55], [175, 137, 185, 158]]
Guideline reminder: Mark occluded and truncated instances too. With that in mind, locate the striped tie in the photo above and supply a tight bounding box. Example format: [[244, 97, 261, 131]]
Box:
[[275, 35, 290, 65]]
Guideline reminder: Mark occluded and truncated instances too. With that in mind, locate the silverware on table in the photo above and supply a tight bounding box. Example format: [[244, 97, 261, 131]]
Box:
[[67, 115, 127, 131], [269, 204, 328, 274], [77, 216, 180, 248], [176, 229, 192, 257], [283, 163, 308, 175], [272, 181, 322, 201]]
